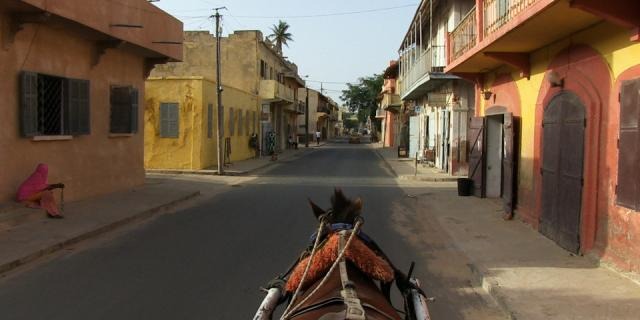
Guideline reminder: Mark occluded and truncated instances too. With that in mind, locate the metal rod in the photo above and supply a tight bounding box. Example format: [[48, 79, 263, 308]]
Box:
[[305, 85, 309, 147], [110, 24, 143, 28]]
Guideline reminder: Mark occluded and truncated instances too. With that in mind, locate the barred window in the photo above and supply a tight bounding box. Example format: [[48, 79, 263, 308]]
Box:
[[110, 86, 139, 134], [159, 103, 179, 138], [19, 71, 90, 137]]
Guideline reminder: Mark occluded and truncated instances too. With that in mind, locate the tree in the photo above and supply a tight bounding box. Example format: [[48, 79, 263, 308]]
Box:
[[340, 74, 383, 124], [268, 20, 293, 54]]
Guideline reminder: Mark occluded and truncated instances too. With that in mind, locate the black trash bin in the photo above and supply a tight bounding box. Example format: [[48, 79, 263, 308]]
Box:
[[457, 178, 473, 196]]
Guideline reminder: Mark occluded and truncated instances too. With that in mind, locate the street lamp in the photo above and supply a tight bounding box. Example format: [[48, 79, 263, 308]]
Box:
[[304, 75, 309, 147]]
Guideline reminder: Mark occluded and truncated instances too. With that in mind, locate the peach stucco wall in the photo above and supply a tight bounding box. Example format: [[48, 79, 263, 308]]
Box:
[[0, 10, 152, 202]]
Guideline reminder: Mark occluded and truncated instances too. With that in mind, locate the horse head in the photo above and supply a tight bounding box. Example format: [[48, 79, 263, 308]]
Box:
[[308, 188, 362, 225]]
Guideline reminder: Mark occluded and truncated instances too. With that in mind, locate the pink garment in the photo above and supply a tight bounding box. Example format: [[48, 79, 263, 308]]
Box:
[[16, 164, 49, 202]]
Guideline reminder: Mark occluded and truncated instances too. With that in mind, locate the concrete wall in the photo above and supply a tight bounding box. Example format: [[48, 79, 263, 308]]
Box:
[[297, 88, 319, 136], [0, 8, 162, 202], [476, 22, 640, 272], [151, 31, 259, 94]]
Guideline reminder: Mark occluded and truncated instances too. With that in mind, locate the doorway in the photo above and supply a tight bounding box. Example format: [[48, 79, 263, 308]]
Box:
[[540, 92, 585, 253], [485, 114, 504, 198]]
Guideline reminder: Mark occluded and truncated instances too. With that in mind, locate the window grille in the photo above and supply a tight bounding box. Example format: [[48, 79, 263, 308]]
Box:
[[19, 71, 90, 137]]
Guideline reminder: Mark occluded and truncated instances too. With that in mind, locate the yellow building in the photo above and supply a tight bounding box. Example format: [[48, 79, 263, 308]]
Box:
[[144, 77, 258, 169], [145, 30, 304, 169], [444, 0, 640, 272]]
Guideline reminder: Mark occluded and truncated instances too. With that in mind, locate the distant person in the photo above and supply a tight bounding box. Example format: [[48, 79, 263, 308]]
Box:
[[288, 135, 298, 149], [315, 131, 321, 145], [16, 163, 64, 219], [266, 131, 277, 161]]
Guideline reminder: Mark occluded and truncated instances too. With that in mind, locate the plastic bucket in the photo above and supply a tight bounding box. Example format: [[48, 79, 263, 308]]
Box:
[[457, 178, 473, 196]]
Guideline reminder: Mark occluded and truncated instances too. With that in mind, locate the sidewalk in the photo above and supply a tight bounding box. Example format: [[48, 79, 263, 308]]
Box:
[[413, 188, 640, 319], [373, 144, 458, 182], [146, 145, 320, 176], [0, 177, 203, 275]]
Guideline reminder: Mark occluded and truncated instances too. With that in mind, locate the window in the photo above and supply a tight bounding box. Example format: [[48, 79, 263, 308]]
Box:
[[245, 110, 251, 136], [260, 60, 265, 79], [238, 109, 243, 136], [110, 86, 139, 134], [252, 110, 257, 133], [19, 71, 90, 137], [207, 103, 213, 138], [160, 103, 179, 138], [229, 107, 235, 136], [269, 67, 273, 80], [616, 78, 640, 210]]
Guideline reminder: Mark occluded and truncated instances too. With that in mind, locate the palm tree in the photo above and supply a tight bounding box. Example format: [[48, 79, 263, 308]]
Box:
[[268, 20, 293, 54]]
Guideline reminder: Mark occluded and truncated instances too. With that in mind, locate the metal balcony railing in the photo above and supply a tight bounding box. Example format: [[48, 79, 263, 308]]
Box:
[[400, 45, 446, 97], [449, 7, 477, 62], [448, 0, 541, 63], [484, 0, 540, 37]]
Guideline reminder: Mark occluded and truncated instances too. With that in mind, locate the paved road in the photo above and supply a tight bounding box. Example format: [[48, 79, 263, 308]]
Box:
[[0, 142, 503, 319]]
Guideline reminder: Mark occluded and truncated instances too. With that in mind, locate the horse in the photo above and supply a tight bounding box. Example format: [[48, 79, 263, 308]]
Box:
[[254, 189, 431, 320]]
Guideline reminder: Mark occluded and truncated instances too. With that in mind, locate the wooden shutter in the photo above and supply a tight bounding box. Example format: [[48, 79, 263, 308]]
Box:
[[67, 79, 90, 135], [468, 117, 485, 197], [502, 113, 516, 214], [207, 104, 213, 138], [110, 86, 132, 133], [616, 79, 640, 210], [229, 107, 234, 136], [20, 71, 39, 137], [160, 103, 179, 138], [245, 110, 250, 135], [238, 109, 243, 136], [130, 88, 139, 133]]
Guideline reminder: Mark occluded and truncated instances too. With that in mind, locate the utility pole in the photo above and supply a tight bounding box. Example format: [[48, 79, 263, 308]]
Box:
[[213, 7, 226, 175], [304, 75, 309, 147]]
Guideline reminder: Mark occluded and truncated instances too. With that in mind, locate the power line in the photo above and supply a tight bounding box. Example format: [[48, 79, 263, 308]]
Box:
[[176, 4, 417, 20]]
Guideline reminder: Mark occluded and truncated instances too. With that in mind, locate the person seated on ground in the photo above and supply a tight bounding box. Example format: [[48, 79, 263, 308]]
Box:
[[16, 163, 64, 219]]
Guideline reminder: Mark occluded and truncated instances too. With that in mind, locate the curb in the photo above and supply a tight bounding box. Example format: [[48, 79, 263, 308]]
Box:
[[399, 175, 458, 182], [0, 191, 201, 275], [467, 262, 519, 320], [372, 148, 399, 177]]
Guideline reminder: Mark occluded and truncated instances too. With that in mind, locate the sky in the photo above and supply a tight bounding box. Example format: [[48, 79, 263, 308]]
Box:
[[152, 0, 417, 104]]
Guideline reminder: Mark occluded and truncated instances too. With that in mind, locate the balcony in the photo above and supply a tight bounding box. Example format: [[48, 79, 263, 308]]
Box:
[[375, 108, 386, 119], [400, 45, 458, 101], [381, 93, 401, 111], [446, 0, 603, 74], [259, 80, 295, 103]]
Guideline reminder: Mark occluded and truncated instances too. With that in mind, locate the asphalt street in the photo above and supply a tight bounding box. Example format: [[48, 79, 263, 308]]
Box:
[[0, 141, 504, 319]]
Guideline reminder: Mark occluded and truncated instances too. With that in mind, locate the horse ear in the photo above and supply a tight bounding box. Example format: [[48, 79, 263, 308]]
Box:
[[332, 187, 349, 209], [308, 199, 325, 219], [352, 197, 363, 213]]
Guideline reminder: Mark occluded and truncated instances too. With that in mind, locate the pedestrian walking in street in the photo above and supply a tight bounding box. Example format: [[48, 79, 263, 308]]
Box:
[[16, 163, 65, 219], [315, 130, 321, 145], [266, 131, 277, 161]]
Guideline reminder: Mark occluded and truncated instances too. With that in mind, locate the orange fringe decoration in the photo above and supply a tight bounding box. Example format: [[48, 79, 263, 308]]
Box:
[[285, 233, 394, 293]]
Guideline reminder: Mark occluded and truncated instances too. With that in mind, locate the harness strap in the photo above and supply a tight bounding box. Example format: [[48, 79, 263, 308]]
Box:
[[338, 231, 366, 320]]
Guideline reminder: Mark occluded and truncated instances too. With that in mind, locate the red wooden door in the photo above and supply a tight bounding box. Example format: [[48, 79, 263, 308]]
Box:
[[540, 92, 585, 253], [468, 117, 485, 197]]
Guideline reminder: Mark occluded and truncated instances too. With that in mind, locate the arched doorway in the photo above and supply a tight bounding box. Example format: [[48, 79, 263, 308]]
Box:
[[540, 92, 585, 253]]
